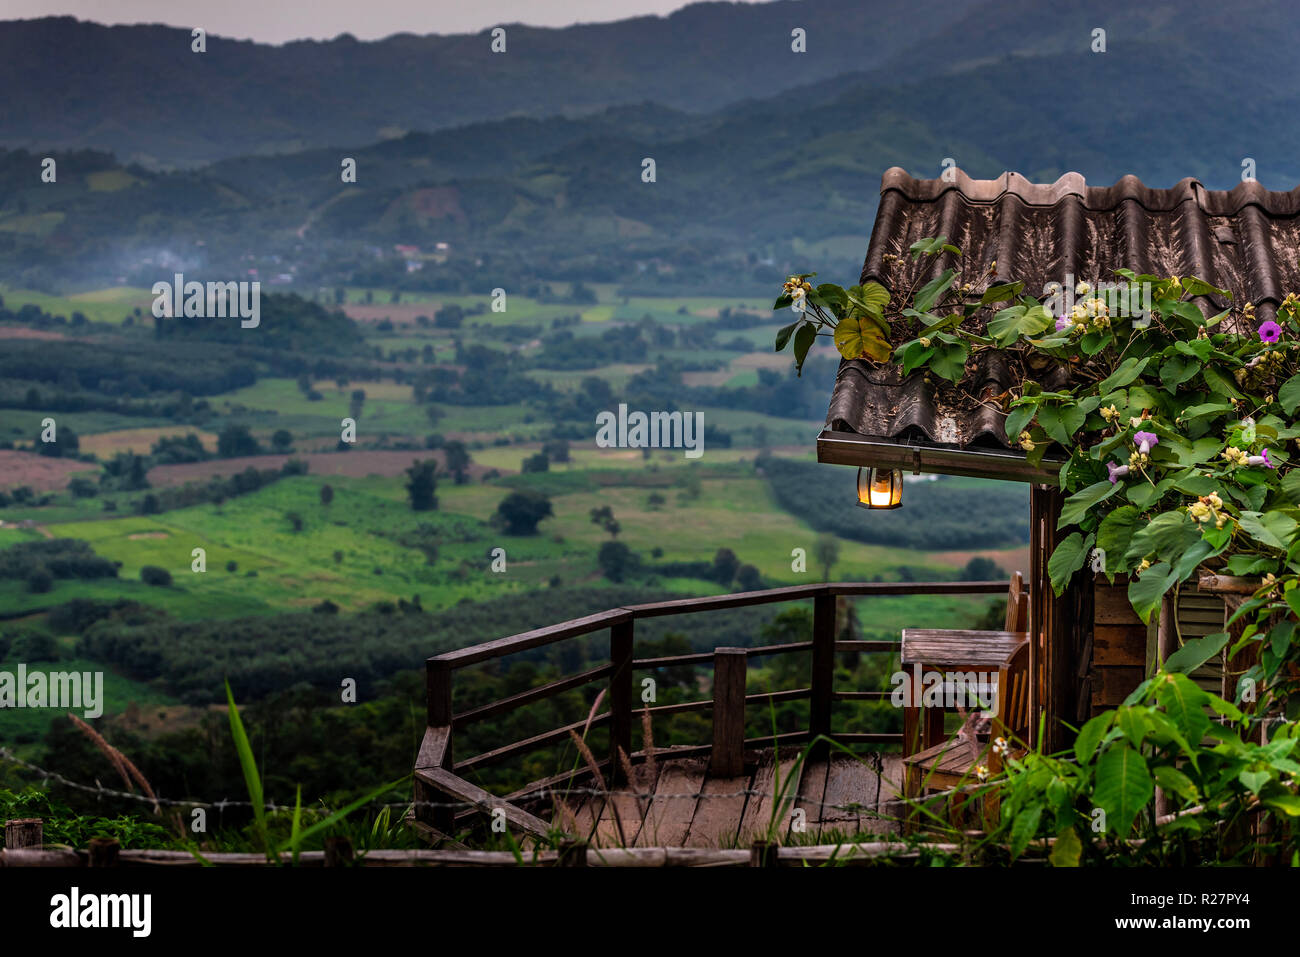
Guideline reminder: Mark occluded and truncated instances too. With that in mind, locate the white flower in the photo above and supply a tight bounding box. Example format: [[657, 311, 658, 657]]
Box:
[[1076, 281, 1090, 296]]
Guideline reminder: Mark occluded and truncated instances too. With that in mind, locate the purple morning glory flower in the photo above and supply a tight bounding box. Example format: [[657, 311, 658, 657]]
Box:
[[1246, 449, 1276, 468], [1259, 320, 1283, 343], [1055, 314, 1071, 331], [1133, 431, 1159, 455], [1107, 461, 1130, 484]]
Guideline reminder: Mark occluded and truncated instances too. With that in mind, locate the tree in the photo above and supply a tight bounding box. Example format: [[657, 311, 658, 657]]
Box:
[[960, 556, 1006, 581], [646, 492, 666, 510], [217, 424, 261, 458], [589, 505, 620, 538], [542, 438, 571, 463], [286, 511, 304, 532], [496, 490, 553, 535], [25, 566, 53, 594], [443, 440, 471, 484], [711, 547, 740, 585], [522, 452, 549, 473], [404, 460, 439, 512], [736, 563, 763, 591], [814, 534, 839, 581], [271, 429, 293, 453], [319, 483, 334, 507], [597, 541, 636, 582], [35, 425, 78, 458], [349, 389, 366, 420]]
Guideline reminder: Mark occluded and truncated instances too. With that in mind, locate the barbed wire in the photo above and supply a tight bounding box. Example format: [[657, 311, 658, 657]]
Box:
[[0, 747, 905, 818]]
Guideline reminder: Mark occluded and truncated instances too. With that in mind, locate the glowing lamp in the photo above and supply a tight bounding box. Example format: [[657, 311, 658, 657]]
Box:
[[857, 467, 903, 509]]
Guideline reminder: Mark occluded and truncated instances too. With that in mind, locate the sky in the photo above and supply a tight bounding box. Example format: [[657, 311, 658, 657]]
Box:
[[3, 0, 773, 44]]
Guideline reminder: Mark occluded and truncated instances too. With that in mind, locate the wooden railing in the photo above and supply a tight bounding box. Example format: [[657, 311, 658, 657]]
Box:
[[412, 581, 1007, 841]]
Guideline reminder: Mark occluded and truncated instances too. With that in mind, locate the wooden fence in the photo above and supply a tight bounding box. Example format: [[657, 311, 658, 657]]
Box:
[[413, 580, 1007, 841]]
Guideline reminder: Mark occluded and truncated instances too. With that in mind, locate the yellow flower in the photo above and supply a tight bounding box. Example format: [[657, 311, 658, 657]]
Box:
[[1100, 405, 1120, 423], [1076, 281, 1090, 296], [1018, 431, 1035, 451], [919, 337, 932, 347], [1138, 559, 1151, 572]]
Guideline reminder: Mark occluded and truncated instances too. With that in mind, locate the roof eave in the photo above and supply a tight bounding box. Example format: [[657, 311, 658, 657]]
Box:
[[815, 429, 1064, 484]]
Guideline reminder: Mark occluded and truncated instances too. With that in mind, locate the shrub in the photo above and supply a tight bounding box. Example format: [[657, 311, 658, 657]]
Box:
[[140, 566, 172, 587]]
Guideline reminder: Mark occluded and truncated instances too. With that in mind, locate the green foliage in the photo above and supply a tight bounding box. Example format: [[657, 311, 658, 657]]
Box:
[[790, 241, 1300, 862]]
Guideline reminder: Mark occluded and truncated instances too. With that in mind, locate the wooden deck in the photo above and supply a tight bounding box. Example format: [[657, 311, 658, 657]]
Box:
[[533, 749, 904, 848]]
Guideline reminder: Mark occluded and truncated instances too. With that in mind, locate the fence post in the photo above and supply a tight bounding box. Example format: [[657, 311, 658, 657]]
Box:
[[608, 618, 635, 784], [750, 839, 779, 868], [88, 837, 120, 867], [5, 818, 42, 850], [810, 591, 836, 759], [712, 648, 748, 777], [423, 658, 455, 833], [324, 836, 355, 867]]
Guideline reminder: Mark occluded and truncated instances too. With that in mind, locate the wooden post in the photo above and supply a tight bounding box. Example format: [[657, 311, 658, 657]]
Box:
[[608, 619, 634, 785], [88, 837, 120, 867], [809, 592, 836, 758], [712, 648, 747, 777], [324, 836, 354, 867], [557, 839, 587, 867], [5, 818, 42, 850], [423, 658, 455, 832], [749, 839, 778, 868]]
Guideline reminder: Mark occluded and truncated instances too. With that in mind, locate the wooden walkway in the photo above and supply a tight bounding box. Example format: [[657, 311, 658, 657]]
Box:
[[538, 749, 904, 848]]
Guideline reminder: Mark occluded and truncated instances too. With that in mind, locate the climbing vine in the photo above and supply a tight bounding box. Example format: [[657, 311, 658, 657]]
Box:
[[776, 239, 1300, 863]]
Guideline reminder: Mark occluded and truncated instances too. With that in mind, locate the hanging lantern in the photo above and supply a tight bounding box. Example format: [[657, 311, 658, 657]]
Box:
[[856, 466, 903, 509]]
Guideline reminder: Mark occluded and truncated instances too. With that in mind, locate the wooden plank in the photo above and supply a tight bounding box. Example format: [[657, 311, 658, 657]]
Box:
[[635, 758, 707, 847], [1091, 665, 1144, 706], [791, 757, 829, 839], [1094, 584, 1143, 624], [738, 750, 804, 844], [820, 754, 894, 836], [683, 766, 753, 848], [453, 664, 612, 727], [433, 608, 632, 667], [1092, 625, 1146, 667], [900, 630, 1026, 669], [416, 768, 553, 840], [593, 761, 660, 848], [711, 648, 747, 777]]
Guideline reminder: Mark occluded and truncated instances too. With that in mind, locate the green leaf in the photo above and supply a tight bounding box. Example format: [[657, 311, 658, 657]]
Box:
[[1037, 402, 1086, 446], [1009, 802, 1043, 860], [1237, 510, 1297, 551], [1202, 364, 1244, 399], [1004, 402, 1035, 441], [1127, 561, 1176, 624], [1094, 742, 1154, 836], [981, 281, 1024, 305], [900, 339, 936, 375], [1280, 373, 1300, 414], [1048, 827, 1082, 867], [1048, 531, 1094, 596], [1152, 766, 1199, 804], [774, 322, 798, 352], [1163, 632, 1230, 674], [1074, 711, 1115, 764], [226, 679, 270, 857], [914, 268, 957, 314], [1126, 510, 1200, 563], [987, 302, 1052, 345], [1059, 480, 1120, 528], [1098, 357, 1150, 395], [1160, 355, 1200, 391], [1095, 506, 1139, 578], [1239, 769, 1271, 795], [927, 340, 968, 382], [847, 281, 890, 316], [1155, 672, 1211, 745], [792, 322, 818, 376]]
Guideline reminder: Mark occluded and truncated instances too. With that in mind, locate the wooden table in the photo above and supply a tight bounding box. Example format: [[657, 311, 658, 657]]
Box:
[[899, 629, 1028, 754]]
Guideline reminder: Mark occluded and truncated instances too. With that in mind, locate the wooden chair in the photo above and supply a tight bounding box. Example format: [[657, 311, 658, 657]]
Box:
[[900, 571, 1029, 758], [901, 639, 1030, 831]]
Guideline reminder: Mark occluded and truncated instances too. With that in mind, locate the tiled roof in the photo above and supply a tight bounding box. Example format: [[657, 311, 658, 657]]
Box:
[[826, 167, 1300, 451]]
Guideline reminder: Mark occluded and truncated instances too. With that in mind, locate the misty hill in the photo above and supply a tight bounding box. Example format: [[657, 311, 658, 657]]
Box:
[[0, 1, 982, 167]]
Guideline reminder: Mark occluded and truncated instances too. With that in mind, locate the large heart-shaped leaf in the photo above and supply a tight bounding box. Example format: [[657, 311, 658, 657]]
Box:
[[832, 315, 891, 363]]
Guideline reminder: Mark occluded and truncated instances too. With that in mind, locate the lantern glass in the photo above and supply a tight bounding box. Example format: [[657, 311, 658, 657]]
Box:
[[857, 467, 903, 509]]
